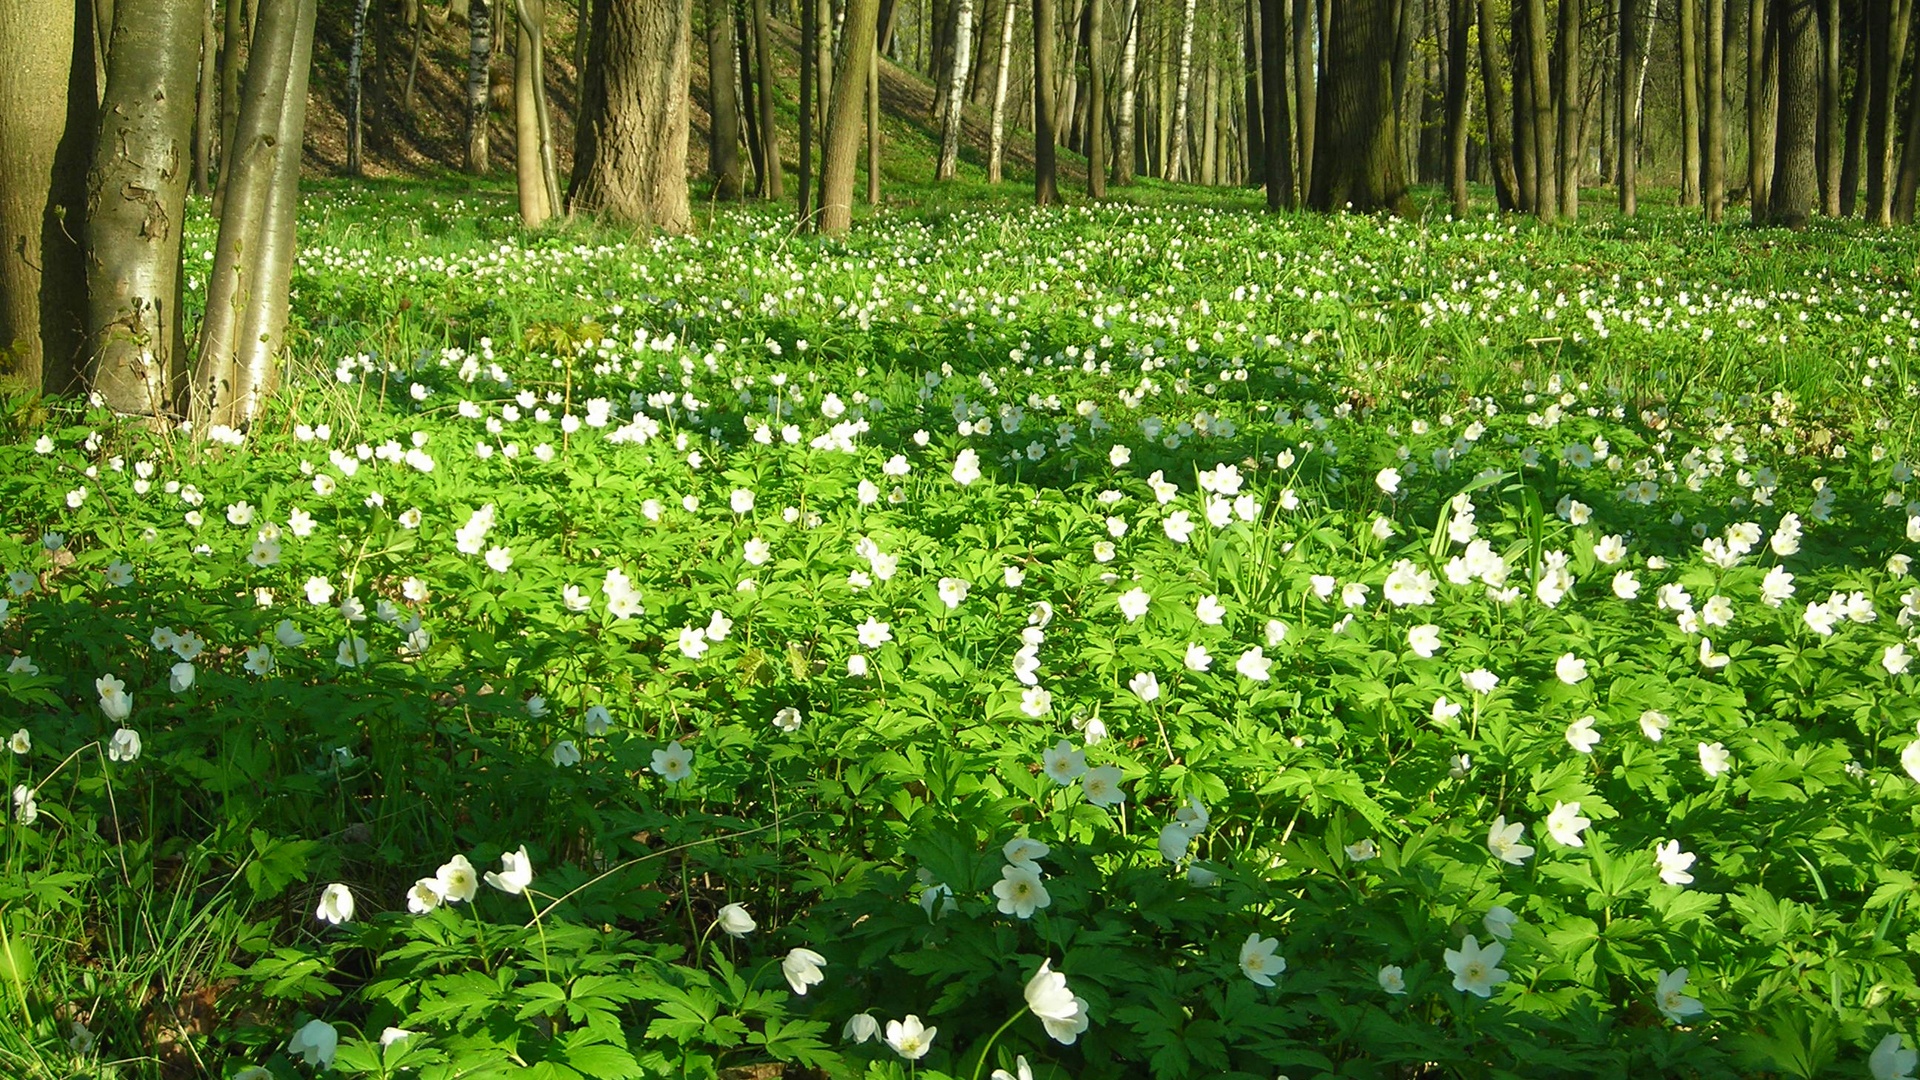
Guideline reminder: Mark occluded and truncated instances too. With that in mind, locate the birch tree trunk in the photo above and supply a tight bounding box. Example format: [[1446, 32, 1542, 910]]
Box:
[[467, 0, 492, 173], [1111, 0, 1139, 183], [989, 0, 1018, 180], [937, 0, 974, 178], [1168, 0, 1199, 180], [347, 0, 371, 176]]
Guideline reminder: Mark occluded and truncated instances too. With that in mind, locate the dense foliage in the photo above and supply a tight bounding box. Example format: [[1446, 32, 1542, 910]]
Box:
[[4, 185, 1920, 1079]]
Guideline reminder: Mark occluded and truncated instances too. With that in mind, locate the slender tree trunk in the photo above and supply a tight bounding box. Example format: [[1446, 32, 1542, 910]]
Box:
[[818, 0, 834, 121], [1477, 0, 1517, 209], [799, 0, 815, 220], [86, 0, 200, 417], [1309, 0, 1408, 211], [0, 0, 93, 394], [1169, 0, 1199, 179], [1445, 0, 1470, 213], [1111, 0, 1139, 182], [346, 0, 371, 176], [404, 0, 426, 108], [218, 0, 248, 202], [1618, 0, 1637, 213], [1599, 0, 1615, 182], [1705, 0, 1725, 217], [1769, 0, 1818, 227], [1557, 0, 1581, 217], [989, 0, 1018, 179], [937, 0, 974, 177], [1840, 28, 1866, 216], [1894, 31, 1920, 219], [752, 0, 782, 198], [868, 31, 881, 202], [1293, 0, 1315, 196], [1869, 0, 1910, 223], [1243, 0, 1263, 184], [1513, 3, 1536, 209], [1259, 0, 1293, 206], [1816, 0, 1837, 213], [513, 0, 560, 222], [738, 0, 763, 186], [194, 0, 217, 196], [705, 0, 743, 198], [1677, 0, 1700, 204], [1053, 0, 1084, 139], [1748, 0, 1774, 213], [467, 0, 492, 173], [191, 0, 315, 427], [1088, 0, 1108, 193], [821, 0, 878, 229], [567, 0, 694, 232], [1033, 0, 1060, 201], [1199, 8, 1218, 182], [1523, 0, 1556, 217]]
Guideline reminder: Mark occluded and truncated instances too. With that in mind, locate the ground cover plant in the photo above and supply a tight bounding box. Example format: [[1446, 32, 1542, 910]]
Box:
[[4, 183, 1920, 1079]]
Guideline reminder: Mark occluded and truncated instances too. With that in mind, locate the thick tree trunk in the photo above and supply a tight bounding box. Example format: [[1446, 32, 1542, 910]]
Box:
[[752, 0, 782, 198], [1705, 0, 1725, 218], [937, 0, 974, 178], [705, 0, 743, 198], [1523, 0, 1556, 217], [195, 0, 217, 196], [1087, 0, 1108, 193], [190, 0, 315, 427], [1292, 0, 1315, 195], [1445, 0, 1470, 214], [86, 0, 201, 417], [820, 0, 878, 230], [1557, 0, 1581, 217], [567, 0, 693, 232], [1110, 0, 1138, 182], [1033, 0, 1060, 202], [1169, 0, 1199, 179], [1476, 0, 1517, 209], [1259, 0, 1292, 206], [1748, 0, 1774, 212], [1768, 0, 1818, 227], [1309, 0, 1408, 211], [515, 0, 561, 223], [0, 0, 94, 395], [1815, 0, 1836, 214], [989, 0, 1018, 180]]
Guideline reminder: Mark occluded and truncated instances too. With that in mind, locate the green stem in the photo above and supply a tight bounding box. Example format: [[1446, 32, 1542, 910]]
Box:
[[968, 1006, 1030, 1080]]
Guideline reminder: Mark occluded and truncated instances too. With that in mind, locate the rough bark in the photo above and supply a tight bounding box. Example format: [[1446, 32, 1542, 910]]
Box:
[[1557, 0, 1581, 217], [467, 0, 491, 173], [705, 0, 743, 198], [1259, 0, 1292, 206], [1476, 0, 1518, 209], [752, 0, 782, 197], [1445, 0, 1470, 214], [1815, 0, 1836, 214], [1749, 0, 1774, 212], [989, 0, 1019, 180], [191, 0, 314, 427], [1110, 0, 1139, 182], [515, 0, 561, 223], [1705, 0, 1725, 218], [346, 0, 371, 176], [1033, 0, 1060, 202], [819, 0, 877, 230], [86, 0, 201, 417], [568, 0, 693, 231], [1768, 0, 1818, 227], [0, 0, 94, 394], [937, 0, 975, 178], [1308, 0, 1408, 211], [1523, 0, 1556, 217]]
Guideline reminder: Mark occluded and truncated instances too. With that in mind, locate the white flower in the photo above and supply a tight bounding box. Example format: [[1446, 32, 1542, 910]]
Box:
[[652, 740, 693, 783], [1345, 838, 1379, 862], [13, 785, 37, 826], [885, 1014, 937, 1060], [1555, 653, 1589, 684], [1129, 671, 1161, 703], [551, 740, 581, 767], [742, 538, 771, 565], [1482, 905, 1518, 940], [1885, 644, 1913, 676], [937, 577, 970, 609], [1655, 840, 1697, 886], [1376, 467, 1402, 495], [782, 947, 827, 994], [1158, 822, 1195, 862], [1444, 934, 1509, 998], [1871, 1034, 1918, 1080], [1462, 668, 1499, 694], [1698, 741, 1732, 778], [1081, 764, 1126, 807], [1236, 647, 1273, 682], [1383, 561, 1437, 606], [1194, 594, 1226, 625], [678, 626, 710, 659], [843, 1013, 881, 1043], [1407, 624, 1441, 658], [484, 546, 513, 572], [1655, 968, 1705, 1024], [434, 854, 479, 903], [97, 674, 133, 722], [1378, 964, 1407, 995], [1184, 642, 1212, 672], [1565, 715, 1600, 754], [773, 707, 804, 732], [1117, 587, 1151, 622], [1238, 932, 1285, 987], [717, 902, 755, 937], [1640, 709, 1671, 742], [1698, 637, 1730, 669], [1612, 570, 1642, 599], [1903, 740, 1920, 784], [1020, 686, 1053, 717], [1546, 801, 1591, 847], [7, 729, 28, 755], [380, 1027, 415, 1049], [483, 846, 534, 895], [1487, 816, 1535, 866], [952, 448, 981, 486], [287, 1019, 339, 1069], [316, 883, 355, 925], [991, 1056, 1036, 1080], [1043, 740, 1087, 785], [1024, 959, 1090, 1043], [108, 728, 142, 763], [993, 862, 1051, 918]]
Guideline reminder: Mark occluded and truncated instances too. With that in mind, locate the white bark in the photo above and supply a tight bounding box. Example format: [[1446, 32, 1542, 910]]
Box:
[[987, 0, 1017, 181], [1168, 0, 1198, 181], [938, 0, 976, 178], [1113, 0, 1138, 179]]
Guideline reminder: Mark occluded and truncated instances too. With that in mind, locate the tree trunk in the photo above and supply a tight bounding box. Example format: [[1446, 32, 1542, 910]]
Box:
[[1243, 0, 1263, 183], [467, 0, 492, 173], [1893, 28, 1920, 218], [1816, 0, 1837, 214], [738, 0, 763, 186], [1768, 0, 1818, 227], [1705, 0, 1725, 218], [1557, 0, 1581, 217], [705, 0, 743, 198], [820, 0, 878, 229], [1512, 3, 1536, 210], [346, 0, 371, 177], [1748, 0, 1774, 212], [1618, 0, 1636, 213], [1111, 0, 1138, 182], [1259, 0, 1293, 206], [1169, 0, 1199, 179], [1033, 0, 1060, 201], [937, 0, 974, 178], [1309, 0, 1408, 211], [1293, 0, 1316, 196], [0, 0, 93, 395], [1522, 0, 1556, 217], [817, 0, 834, 124], [1866, 0, 1910, 223], [1678, 0, 1700, 204], [1087, 0, 1108, 193], [989, 0, 1018, 180], [194, 0, 217, 196], [190, 0, 315, 427], [1444, 0, 1470, 213], [1199, 9, 1219, 182], [86, 0, 200, 417], [799, 0, 815, 220], [752, 0, 782, 197], [567, 0, 693, 232], [217, 0, 248, 204], [513, 0, 560, 222], [868, 31, 881, 202], [1839, 27, 1866, 216], [1476, 0, 1517, 209]]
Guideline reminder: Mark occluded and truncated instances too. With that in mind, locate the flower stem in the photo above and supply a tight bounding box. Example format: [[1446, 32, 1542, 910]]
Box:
[[968, 1007, 1029, 1080]]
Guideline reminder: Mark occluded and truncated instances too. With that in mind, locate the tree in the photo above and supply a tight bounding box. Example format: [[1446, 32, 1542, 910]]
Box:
[[1679, 0, 1700, 206], [1292, 0, 1316, 195], [1477, 0, 1519, 209], [704, 0, 743, 199], [1767, 0, 1818, 227], [1705, 0, 1725, 220], [1865, 0, 1909, 224], [1087, 0, 1108, 195], [468, 0, 492, 173], [820, 0, 880, 231], [1816, 0, 1836, 214], [0, 0, 93, 395], [751, 0, 782, 198], [1523, 0, 1557, 218], [191, 0, 318, 427], [1557, 0, 1581, 218], [347, 0, 372, 176], [1259, 0, 1292, 207], [515, 0, 563, 224], [1169, 0, 1200, 179], [1618, 0, 1638, 214], [1444, 0, 1471, 215], [1033, 0, 1061, 203], [1111, 0, 1140, 183], [1308, 0, 1410, 212], [989, 0, 1020, 182], [194, 0, 217, 195], [937, 0, 975, 179], [568, 0, 693, 232], [86, 0, 202, 418], [1748, 0, 1774, 211]]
